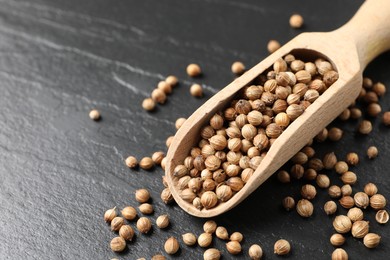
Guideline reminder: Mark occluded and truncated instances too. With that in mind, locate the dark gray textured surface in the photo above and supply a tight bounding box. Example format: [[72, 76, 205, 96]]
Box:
[[0, 0, 389, 259]]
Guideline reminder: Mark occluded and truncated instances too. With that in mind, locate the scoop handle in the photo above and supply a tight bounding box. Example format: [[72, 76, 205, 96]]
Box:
[[336, 0, 390, 69]]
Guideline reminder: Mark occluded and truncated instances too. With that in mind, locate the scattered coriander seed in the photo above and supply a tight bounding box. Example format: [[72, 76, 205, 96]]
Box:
[[373, 82, 386, 96], [282, 196, 295, 211], [166, 75, 178, 86], [363, 233, 381, 248], [203, 248, 221, 260], [328, 127, 343, 141], [139, 157, 154, 170], [328, 185, 342, 198], [382, 111, 390, 126], [364, 183, 378, 196], [231, 61, 245, 75], [161, 158, 167, 170], [136, 217, 152, 234], [370, 194, 386, 210], [351, 220, 369, 238], [166, 136, 174, 148], [119, 225, 135, 241], [151, 88, 167, 104], [331, 248, 348, 260], [161, 188, 173, 204], [230, 232, 243, 242], [152, 151, 165, 165], [203, 220, 217, 234], [341, 184, 353, 196], [249, 244, 263, 260], [226, 240, 241, 255], [164, 237, 180, 255], [186, 63, 202, 77], [139, 203, 153, 214], [367, 103, 381, 117], [104, 207, 117, 222], [151, 255, 166, 260], [274, 239, 291, 256], [175, 118, 186, 130], [201, 191, 218, 209], [135, 189, 150, 203], [354, 192, 369, 209], [330, 233, 345, 247], [157, 81, 172, 94], [289, 14, 304, 28], [125, 156, 138, 168], [335, 161, 348, 174], [110, 236, 126, 252], [375, 210, 389, 224], [89, 109, 100, 120], [182, 233, 197, 246], [277, 170, 291, 183], [296, 199, 314, 218], [301, 184, 317, 200], [156, 214, 170, 229], [358, 120, 372, 134], [190, 84, 203, 97], [347, 207, 364, 222], [267, 40, 281, 53], [111, 216, 125, 231], [339, 196, 355, 209], [367, 146, 378, 159], [333, 215, 352, 233], [324, 201, 337, 215], [121, 206, 137, 221], [216, 226, 229, 240], [341, 171, 357, 185], [316, 174, 330, 188], [323, 152, 337, 170], [198, 232, 213, 247], [142, 98, 156, 111]]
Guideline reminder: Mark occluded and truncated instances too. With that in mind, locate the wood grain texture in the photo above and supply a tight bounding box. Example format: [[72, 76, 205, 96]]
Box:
[[0, 0, 389, 259]]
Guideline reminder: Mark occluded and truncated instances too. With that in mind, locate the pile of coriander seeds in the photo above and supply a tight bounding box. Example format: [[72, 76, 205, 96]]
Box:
[[172, 54, 339, 210]]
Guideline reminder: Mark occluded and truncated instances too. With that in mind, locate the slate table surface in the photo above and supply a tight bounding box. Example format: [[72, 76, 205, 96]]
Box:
[[1, 0, 390, 259]]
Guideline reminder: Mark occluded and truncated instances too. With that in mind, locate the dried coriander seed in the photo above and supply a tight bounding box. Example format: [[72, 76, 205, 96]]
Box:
[[203, 220, 217, 234], [323, 152, 337, 170], [156, 214, 170, 229], [347, 207, 364, 222], [125, 156, 138, 168], [316, 174, 330, 188], [277, 170, 290, 183], [282, 196, 295, 211], [230, 232, 243, 242], [333, 215, 352, 233], [166, 75, 178, 86], [341, 171, 357, 185], [110, 236, 126, 252], [382, 111, 390, 125], [142, 98, 156, 111], [335, 161, 348, 174], [157, 81, 172, 94], [364, 183, 378, 196], [339, 196, 355, 209], [296, 199, 314, 217], [151, 255, 165, 260], [161, 188, 173, 204], [301, 184, 317, 200], [370, 194, 386, 210], [330, 233, 345, 247], [119, 225, 135, 241], [216, 226, 229, 240], [151, 88, 167, 104], [267, 40, 281, 53], [328, 127, 343, 141], [89, 109, 100, 120], [190, 84, 203, 97], [249, 244, 263, 260], [164, 237, 180, 255], [367, 146, 378, 159], [135, 189, 150, 203], [186, 63, 201, 77], [363, 233, 381, 248], [121, 206, 137, 220], [289, 14, 304, 28], [341, 184, 353, 196], [351, 220, 369, 238], [274, 239, 291, 255], [198, 232, 213, 247], [358, 120, 372, 134], [203, 248, 221, 260], [324, 201, 337, 215], [226, 240, 241, 255], [139, 203, 153, 215], [231, 61, 245, 74], [375, 210, 389, 224], [137, 217, 152, 234], [139, 157, 154, 170], [182, 233, 197, 246], [104, 207, 117, 222], [354, 192, 369, 209], [328, 185, 342, 198], [331, 248, 348, 260], [111, 216, 124, 231]]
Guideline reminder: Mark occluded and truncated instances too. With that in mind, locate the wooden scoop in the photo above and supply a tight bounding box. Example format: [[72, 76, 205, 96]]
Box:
[[165, 0, 390, 218]]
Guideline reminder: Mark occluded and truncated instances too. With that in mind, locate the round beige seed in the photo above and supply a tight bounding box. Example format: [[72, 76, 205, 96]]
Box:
[[186, 64, 201, 77]]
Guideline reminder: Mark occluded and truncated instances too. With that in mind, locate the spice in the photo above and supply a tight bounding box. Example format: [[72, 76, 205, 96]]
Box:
[[231, 61, 245, 75], [282, 196, 295, 211], [339, 196, 355, 209], [341, 184, 352, 196], [186, 64, 202, 77], [367, 103, 381, 117], [104, 207, 117, 222], [111, 217, 124, 231], [363, 233, 381, 248], [370, 194, 386, 210], [296, 199, 314, 218], [331, 248, 348, 260], [203, 220, 217, 234], [110, 236, 126, 252], [142, 98, 156, 111], [351, 220, 369, 238], [89, 109, 100, 120], [151, 89, 167, 104], [157, 81, 172, 94], [182, 233, 197, 246], [121, 206, 137, 220], [125, 156, 138, 168], [375, 210, 389, 224], [341, 171, 357, 185], [139, 157, 154, 170], [161, 188, 173, 204], [267, 40, 281, 53], [335, 161, 348, 174], [328, 185, 341, 198], [323, 152, 337, 169], [136, 217, 152, 234], [216, 226, 229, 240], [248, 244, 263, 260], [135, 189, 150, 203], [274, 239, 291, 255], [277, 170, 291, 183], [382, 111, 390, 125], [198, 232, 213, 247], [354, 192, 369, 209], [324, 201, 337, 215], [164, 237, 180, 255], [119, 225, 135, 241], [301, 184, 317, 200], [203, 248, 221, 260], [316, 174, 330, 188], [364, 183, 378, 196], [139, 203, 154, 214], [333, 215, 352, 233], [330, 234, 345, 247], [151, 255, 165, 260], [156, 215, 170, 229], [166, 75, 178, 86], [226, 241, 241, 255], [347, 207, 364, 222], [230, 232, 243, 242], [201, 191, 218, 209], [190, 84, 203, 97], [367, 146, 378, 159], [358, 120, 372, 134], [328, 127, 343, 141], [289, 14, 304, 28]]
